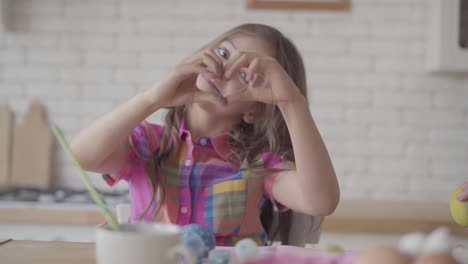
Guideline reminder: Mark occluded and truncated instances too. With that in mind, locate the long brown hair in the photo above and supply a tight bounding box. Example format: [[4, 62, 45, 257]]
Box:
[[141, 23, 309, 245]]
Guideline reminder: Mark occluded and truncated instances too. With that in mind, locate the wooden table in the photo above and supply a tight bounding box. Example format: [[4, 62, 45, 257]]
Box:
[[0, 240, 95, 264], [2, 200, 467, 236], [0, 239, 466, 264]]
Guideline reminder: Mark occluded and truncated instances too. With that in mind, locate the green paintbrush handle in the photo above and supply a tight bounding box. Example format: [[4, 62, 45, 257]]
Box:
[[51, 126, 120, 232]]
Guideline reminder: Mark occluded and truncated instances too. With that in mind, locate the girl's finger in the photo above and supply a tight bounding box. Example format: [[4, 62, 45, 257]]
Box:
[[457, 190, 468, 201], [203, 51, 223, 77], [183, 52, 204, 64], [223, 85, 251, 102], [179, 64, 207, 77], [192, 90, 227, 105], [461, 181, 468, 190], [201, 53, 223, 77], [225, 53, 250, 79], [223, 51, 243, 76], [249, 72, 267, 89], [246, 57, 259, 82], [207, 49, 224, 68]]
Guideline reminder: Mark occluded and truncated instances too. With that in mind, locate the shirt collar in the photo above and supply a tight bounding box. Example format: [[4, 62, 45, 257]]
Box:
[[211, 134, 241, 168], [179, 116, 241, 168]]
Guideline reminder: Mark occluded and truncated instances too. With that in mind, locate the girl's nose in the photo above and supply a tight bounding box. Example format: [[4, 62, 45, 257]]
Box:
[[212, 77, 224, 88]]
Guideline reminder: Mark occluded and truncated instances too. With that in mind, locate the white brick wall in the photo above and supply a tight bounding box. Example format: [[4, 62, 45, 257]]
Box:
[[0, 0, 466, 199]]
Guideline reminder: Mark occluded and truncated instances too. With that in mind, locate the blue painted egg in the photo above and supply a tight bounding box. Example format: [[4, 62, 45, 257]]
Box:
[[208, 248, 231, 264], [235, 238, 258, 261], [181, 224, 216, 263]]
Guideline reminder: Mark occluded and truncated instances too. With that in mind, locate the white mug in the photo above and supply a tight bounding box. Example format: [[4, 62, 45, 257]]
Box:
[[96, 223, 195, 264]]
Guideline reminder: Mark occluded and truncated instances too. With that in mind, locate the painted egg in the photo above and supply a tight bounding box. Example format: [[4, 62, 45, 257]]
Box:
[[325, 243, 345, 255], [422, 227, 452, 254], [181, 224, 216, 262], [208, 248, 231, 264], [450, 187, 468, 227], [235, 238, 258, 262], [398, 232, 426, 257]]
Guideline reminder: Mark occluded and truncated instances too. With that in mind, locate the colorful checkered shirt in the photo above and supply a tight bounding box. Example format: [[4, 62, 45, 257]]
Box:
[[105, 119, 294, 246]]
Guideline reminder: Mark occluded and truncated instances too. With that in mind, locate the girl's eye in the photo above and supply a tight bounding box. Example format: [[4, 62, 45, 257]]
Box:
[[239, 70, 248, 81], [216, 47, 229, 59]]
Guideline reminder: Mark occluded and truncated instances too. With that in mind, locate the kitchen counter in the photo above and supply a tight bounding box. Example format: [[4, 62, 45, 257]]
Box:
[[322, 199, 468, 236], [0, 240, 95, 264], [1, 199, 466, 236], [0, 202, 106, 225]]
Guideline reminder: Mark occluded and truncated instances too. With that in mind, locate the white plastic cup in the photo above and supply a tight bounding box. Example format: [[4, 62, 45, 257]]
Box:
[[96, 223, 195, 264]]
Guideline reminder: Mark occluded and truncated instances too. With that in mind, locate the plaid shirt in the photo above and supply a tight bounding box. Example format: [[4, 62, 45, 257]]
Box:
[[105, 119, 294, 246]]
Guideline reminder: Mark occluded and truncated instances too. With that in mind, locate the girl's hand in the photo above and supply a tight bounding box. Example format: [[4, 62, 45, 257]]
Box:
[[147, 50, 227, 108], [223, 52, 303, 105], [458, 181, 468, 201]]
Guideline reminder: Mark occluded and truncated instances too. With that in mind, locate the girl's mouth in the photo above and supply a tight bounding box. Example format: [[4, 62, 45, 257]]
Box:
[[201, 72, 223, 96]]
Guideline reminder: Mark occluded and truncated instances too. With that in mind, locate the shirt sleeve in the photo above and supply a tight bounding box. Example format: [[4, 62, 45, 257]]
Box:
[[261, 152, 296, 212], [104, 121, 163, 187]]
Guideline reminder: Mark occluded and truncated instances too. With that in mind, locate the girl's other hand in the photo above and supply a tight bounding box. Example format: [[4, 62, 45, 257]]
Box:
[[222, 52, 303, 105], [457, 181, 468, 202], [146, 49, 227, 108]]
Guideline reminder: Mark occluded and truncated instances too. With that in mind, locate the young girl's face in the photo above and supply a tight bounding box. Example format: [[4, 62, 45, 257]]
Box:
[[194, 34, 274, 120]]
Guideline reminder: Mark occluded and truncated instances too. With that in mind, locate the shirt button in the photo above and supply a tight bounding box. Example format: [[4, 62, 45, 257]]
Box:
[[180, 207, 188, 214], [200, 138, 207, 146], [184, 160, 192, 166]]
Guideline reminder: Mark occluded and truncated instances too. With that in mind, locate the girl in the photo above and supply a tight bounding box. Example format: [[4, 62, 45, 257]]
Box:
[[70, 23, 339, 246], [457, 181, 468, 202]]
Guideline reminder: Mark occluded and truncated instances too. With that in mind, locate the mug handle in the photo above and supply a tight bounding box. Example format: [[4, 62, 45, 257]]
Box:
[[168, 244, 196, 264]]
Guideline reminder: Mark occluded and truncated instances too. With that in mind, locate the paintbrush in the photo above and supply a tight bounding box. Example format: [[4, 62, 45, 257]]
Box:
[[51, 126, 121, 232]]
